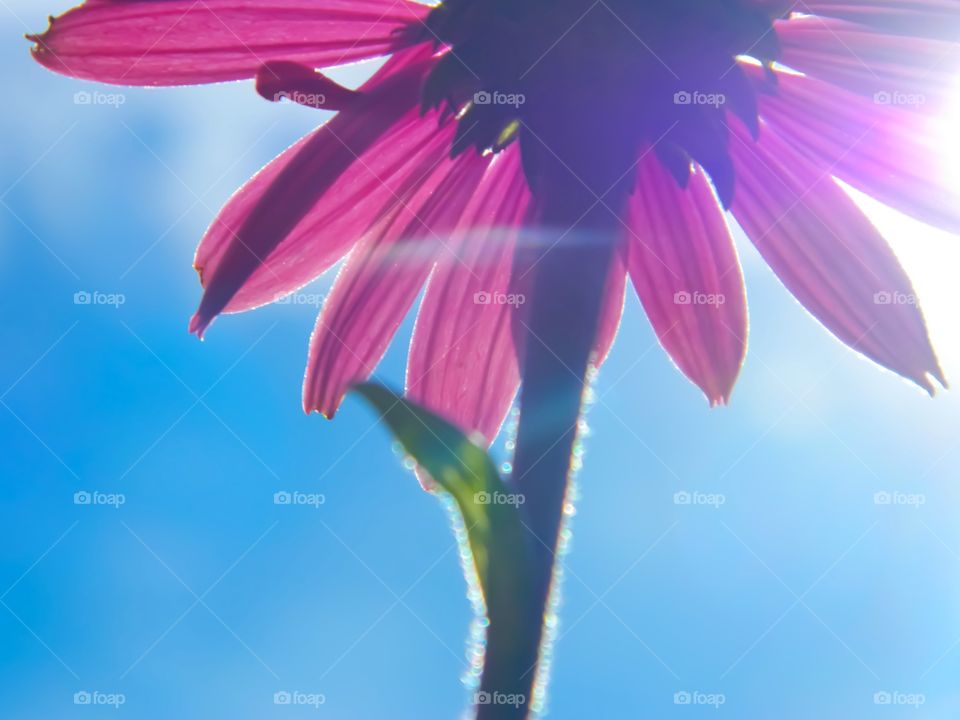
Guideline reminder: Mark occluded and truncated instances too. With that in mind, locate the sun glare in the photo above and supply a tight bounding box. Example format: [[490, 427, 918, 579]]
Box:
[[850, 78, 960, 379]]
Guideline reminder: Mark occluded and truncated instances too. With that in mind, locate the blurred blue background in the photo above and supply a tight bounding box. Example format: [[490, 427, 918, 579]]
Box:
[[4, 2, 960, 718]]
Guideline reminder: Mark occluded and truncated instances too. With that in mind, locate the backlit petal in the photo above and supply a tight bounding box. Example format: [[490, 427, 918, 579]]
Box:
[[30, 0, 428, 86], [191, 47, 439, 335], [752, 65, 960, 235], [729, 120, 944, 391], [406, 148, 531, 444], [303, 151, 492, 418], [627, 155, 747, 405]]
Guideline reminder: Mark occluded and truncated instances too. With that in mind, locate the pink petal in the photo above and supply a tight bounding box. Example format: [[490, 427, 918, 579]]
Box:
[[406, 148, 531, 445], [30, 0, 428, 86], [627, 155, 747, 406], [255, 62, 359, 110], [729, 120, 944, 392], [303, 150, 492, 418], [751, 65, 960, 235], [775, 16, 960, 109], [191, 46, 441, 336], [801, 0, 960, 40], [592, 245, 628, 369]]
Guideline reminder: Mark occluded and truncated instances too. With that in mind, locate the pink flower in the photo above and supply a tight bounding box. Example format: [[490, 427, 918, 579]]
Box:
[[30, 0, 956, 446]]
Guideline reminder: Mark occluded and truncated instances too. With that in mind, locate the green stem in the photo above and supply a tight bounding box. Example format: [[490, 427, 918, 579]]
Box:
[[476, 196, 620, 719]]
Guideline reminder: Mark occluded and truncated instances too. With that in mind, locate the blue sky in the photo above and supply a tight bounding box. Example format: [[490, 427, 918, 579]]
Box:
[[4, 2, 960, 718]]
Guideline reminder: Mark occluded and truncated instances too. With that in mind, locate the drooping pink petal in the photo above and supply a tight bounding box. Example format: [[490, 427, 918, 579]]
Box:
[[801, 0, 960, 40], [728, 119, 944, 392], [303, 150, 492, 418], [406, 148, 530, 445], [775, 16, 960, 109], [749, 64, 960, 235], [626, 155, 747, 406], [29, 0, 429, 86], [191, 47, 441, 335], [198, 115, 453, 318], [256, 61, 359, 110]]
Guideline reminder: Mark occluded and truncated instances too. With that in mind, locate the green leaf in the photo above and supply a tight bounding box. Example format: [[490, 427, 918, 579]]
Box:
[[351, 382, 529, 598], [354, 383, 542, 714]]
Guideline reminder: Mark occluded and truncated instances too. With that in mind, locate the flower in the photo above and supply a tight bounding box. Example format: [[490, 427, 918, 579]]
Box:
[[30, 0, 957, 446]]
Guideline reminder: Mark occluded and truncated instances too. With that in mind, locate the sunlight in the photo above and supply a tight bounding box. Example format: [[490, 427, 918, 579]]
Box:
[[851, 81, 960, 379], [860, 197, 960, 379], [932, 74, 960, 194]]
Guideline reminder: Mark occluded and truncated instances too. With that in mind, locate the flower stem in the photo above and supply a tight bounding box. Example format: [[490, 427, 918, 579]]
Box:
[[476, 194, 620, 719]]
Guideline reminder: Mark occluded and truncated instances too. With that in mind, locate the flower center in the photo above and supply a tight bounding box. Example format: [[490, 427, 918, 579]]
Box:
[[418, 0, 785, 204]]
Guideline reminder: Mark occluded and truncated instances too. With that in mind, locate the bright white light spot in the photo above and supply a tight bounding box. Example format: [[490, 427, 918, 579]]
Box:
[[855, 194, 960, 378], [938, 77, 960, 191], [841, 78, 960, 381]]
